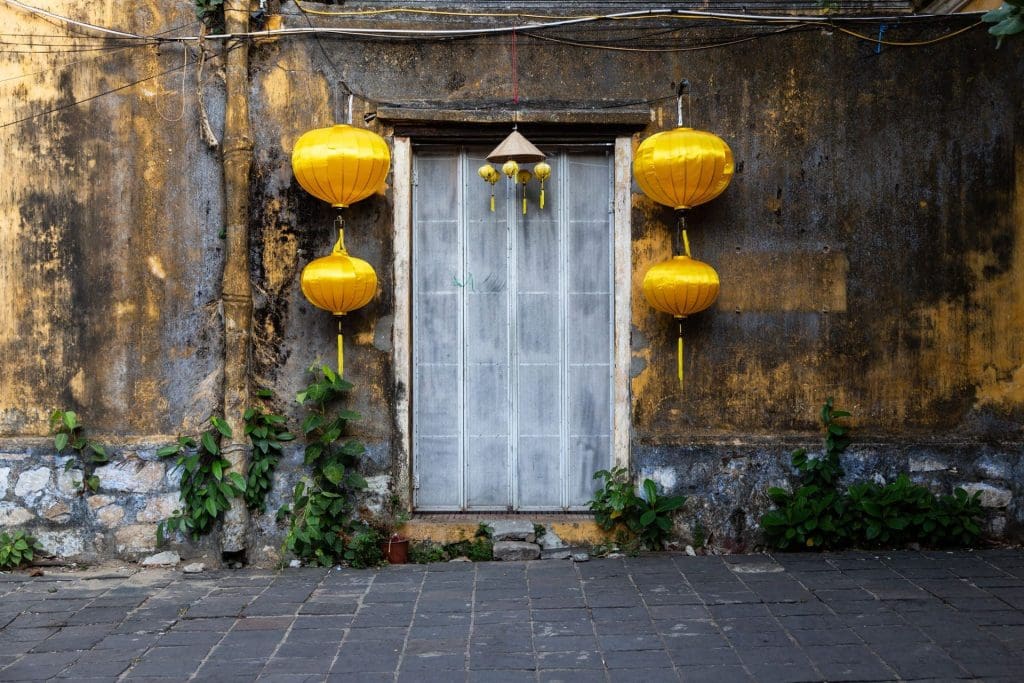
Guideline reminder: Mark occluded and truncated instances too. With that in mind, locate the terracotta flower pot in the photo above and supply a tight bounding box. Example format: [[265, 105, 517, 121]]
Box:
[[380, 535, 409, 564]]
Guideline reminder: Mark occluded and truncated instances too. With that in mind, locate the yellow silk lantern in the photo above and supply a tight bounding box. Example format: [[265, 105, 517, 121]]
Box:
[[291, 124, 391, 208], [300, 228, 377, 376], [478, 164, 500, 212], [633, 128, 734, 211], [534, 161, 551, 209], [642, 231, 719, 386], [502, 160, 519, 180]]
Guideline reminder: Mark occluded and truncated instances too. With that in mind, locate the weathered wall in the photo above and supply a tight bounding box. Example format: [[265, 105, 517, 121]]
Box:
[[0, 1, 224, 559], [0, 2, 1021, 561]]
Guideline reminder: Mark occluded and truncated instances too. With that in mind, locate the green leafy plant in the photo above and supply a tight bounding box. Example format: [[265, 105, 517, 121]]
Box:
[[345, 527, 385, 569], [0, 530, 43, 570], [408, 537, 493, 563], [244, 389, 294, 514], [983, 2, 1024, 47], [762, 398, 852, 550], [50, 409, 108, 494], [277, 366, 369, 567], [194, 0, 225, 33], [589, 467, 686, 550], [761, 400, 984, 551], [156, 416, 246, 544]]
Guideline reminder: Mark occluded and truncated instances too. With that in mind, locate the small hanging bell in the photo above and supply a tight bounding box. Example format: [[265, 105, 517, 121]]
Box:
[[533, 161, 551, 210]]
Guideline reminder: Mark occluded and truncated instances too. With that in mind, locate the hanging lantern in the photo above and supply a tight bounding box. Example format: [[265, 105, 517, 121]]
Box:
[[487, 129, 545, 164], [633, 128, 734, 211], [478, 164, 500, 212], [291, 124, 391, 208], [300, 227, 377, 376], [642, 230, 719, 387], [516, 169, 532, 215], [533, 161, 550, 209]]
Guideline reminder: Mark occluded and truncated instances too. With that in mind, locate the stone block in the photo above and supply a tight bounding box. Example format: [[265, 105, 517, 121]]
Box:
[[42, 500, 72, 523], [539, 526, 567, 550], [976, 456, 1011, 481], [96, 461, 164, 493], [141, 550, 180, 566], [15, 467, 51, 500], [87, 495, 117, 510], [493, 541, 540, 561], [36, 530, 85, 557], [487, 520, 536, 543], [96, 504, 125, 528], [0, 466, 9, 496], [56, 469, 82, 495], [961, 483, 1012, 508], [910, 457, 947, 473], [136, 493, 181, 522], [0, 503, 34, 525], [115, 524, 159, 553]]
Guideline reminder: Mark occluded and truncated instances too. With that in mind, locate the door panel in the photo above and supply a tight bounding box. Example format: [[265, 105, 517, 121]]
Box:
[[412, 148, 612, 511]]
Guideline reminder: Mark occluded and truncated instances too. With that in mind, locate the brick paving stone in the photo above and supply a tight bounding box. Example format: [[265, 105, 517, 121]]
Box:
[[1, 550, 1024, 680]]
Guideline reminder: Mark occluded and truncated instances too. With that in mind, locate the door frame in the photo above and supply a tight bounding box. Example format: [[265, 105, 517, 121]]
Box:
[[391, 136, 633, 512]]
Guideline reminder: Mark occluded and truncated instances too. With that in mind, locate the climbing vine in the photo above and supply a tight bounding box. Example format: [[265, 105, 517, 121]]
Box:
[[277, 366, 369, 567], [156, 416, 246, 544], [244, 389, 293, 514], [51, 409, 108, 494]]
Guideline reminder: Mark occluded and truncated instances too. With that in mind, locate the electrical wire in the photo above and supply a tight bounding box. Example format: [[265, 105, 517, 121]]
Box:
[[523, 24, 807, 53], [0, 0, 988, 44], [835, 19, 983, 46], [0, 57, 186, 129], [0, 21, 197, 84]]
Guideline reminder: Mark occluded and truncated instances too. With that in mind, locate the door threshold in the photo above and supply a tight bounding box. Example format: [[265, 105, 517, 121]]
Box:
[[401, 513, 608, 545]]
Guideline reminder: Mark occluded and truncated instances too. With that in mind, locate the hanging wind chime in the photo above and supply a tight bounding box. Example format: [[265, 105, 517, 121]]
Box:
[[634, 82, 734, 387], [291, 107, 391, 376], [477, 29, 550, 213]]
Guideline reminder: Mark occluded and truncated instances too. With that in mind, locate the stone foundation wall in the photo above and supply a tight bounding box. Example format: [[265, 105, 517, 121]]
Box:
[[0, 439, 217, 562], [638, 441, 1022, 552]]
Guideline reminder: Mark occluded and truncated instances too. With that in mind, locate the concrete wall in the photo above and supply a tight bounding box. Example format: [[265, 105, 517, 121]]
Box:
[[0, 2, 1021, 561]]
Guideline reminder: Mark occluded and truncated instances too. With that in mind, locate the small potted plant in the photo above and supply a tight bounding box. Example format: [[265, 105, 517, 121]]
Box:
[[371, 494, 411, 564]]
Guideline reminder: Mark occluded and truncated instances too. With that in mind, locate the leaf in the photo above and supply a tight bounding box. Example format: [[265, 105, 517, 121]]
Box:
[[204, 497, 218, 518], [642, 479, 657, 503], [323, 464, 345, 486], [62, 411, 78, 430], [156, 522, 165, 546], [211, 416, 233, 438], [228, 472, 246, 492], [256, 388, 273, 398], [212, 460, 223, 481], [54, 432, 69, 452], [201, 431, 219, 455], [639, 510, 656, 526]]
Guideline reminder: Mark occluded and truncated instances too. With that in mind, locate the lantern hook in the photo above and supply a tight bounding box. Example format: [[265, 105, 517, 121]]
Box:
[[333, 213, 347, 253], [676, 79, 690, 128], [678, 214, 691, 257]]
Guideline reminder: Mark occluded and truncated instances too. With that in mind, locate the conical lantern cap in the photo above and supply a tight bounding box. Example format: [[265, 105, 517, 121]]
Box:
[[487, 129, 546, 163]]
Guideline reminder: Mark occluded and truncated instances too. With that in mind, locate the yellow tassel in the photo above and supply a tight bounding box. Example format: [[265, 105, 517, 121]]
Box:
[[523, 195, 527, 215], [676, 319, 684, 388], [540, 186, 545, 209], [337, 329, 344, 377], [490, 193, 495, 212]]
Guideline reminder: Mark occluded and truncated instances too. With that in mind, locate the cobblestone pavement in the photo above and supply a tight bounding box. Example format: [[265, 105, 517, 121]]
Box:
[[1, 550, 1023, 682]]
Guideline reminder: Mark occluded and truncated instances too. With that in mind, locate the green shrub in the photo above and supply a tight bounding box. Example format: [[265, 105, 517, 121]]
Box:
[[346, 527, 384, 569], [589, 466, 686, 550], [0, 530, 43, 570], [761, 399, 983, 551]]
